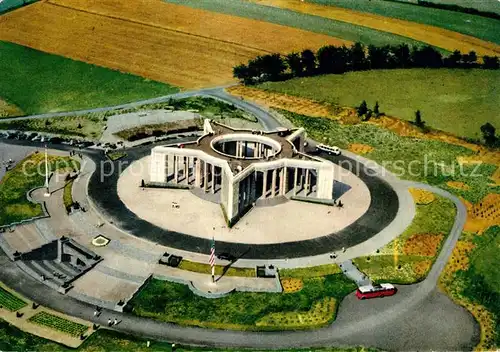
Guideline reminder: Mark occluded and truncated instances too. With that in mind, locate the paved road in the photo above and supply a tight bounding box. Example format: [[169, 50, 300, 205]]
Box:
[[0, 90, 477, 350]]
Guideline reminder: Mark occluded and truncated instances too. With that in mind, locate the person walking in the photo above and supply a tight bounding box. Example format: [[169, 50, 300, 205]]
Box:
[[107, 318, 112, 327]]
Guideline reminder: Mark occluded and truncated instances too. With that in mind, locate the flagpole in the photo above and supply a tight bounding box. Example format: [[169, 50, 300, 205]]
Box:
[[210, 236, 216, 284], [44, 145, 50, 197]]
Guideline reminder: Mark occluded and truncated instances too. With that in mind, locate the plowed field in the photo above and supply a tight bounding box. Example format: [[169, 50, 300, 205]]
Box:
[[0, 0, 349, 88], [248, 0, 500, 56]]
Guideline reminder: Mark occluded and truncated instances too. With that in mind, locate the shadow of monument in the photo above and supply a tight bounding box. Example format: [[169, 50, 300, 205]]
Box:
[[333, 181, 352, 200]]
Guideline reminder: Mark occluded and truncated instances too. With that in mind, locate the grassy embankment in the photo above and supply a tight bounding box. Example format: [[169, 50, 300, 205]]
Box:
[[0, 41, 178, 117], [234, 88, 498, 347], [354, 190, 456, 284], [256, 69, 500, 140], [129, 273, 356, 330], [309, 0, 500, 45], [0, 153, 79, 226], [440, 227, 500, 350], [0, 96, 256, 140], [278, 108, 499, 348]]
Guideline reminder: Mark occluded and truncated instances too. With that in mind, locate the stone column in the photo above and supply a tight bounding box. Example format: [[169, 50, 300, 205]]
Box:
[[173, 155, 178, 183], [195, 159, 201, 187], [184, 156, 188, 184], [204, 162, 208, 192], [271, 169, 277, 197], [211, 164, 216, 194], [305, 169, 310, 195], [57, 239, 63, 263], [250, 172, 257, 203], [293, 167, 298, 196], [281, 167, 288, 195], [278, 168, 284, 195], [164, 154, 169, 182], [262, 170, 268, 199]]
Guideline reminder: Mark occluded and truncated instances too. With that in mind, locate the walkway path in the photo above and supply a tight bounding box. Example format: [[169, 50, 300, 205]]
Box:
[[0, 89, 476, 350], [339, 260, 371, 287]]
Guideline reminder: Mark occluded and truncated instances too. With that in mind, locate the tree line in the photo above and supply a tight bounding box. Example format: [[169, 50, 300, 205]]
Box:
[[233, 43, 499, 84]]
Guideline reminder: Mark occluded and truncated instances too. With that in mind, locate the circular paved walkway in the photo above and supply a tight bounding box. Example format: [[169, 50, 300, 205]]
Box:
[[87, 145, 400, 259]]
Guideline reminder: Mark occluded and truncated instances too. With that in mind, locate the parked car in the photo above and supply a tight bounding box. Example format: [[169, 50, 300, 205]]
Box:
[[356, 283, 397, 300], [216, 252, 236, 262]]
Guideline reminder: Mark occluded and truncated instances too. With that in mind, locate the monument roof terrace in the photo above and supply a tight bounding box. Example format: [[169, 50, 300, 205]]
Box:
[[184, 120, 297, 172]]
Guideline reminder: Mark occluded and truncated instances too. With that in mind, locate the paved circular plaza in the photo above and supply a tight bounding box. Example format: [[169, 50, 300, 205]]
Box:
[[88, 143, 400, 259], [117, 155, 371, 244]]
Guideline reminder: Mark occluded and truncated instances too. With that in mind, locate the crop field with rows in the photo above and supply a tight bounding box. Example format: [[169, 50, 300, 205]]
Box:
[[309, 0, 500, 45], [28, 311, 88, 337], [246, 0, 500, 56], [0, 287, 27, 311], [0, 0, 348, 89]]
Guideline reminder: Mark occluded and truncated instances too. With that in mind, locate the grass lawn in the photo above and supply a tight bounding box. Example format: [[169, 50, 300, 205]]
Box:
[[62, 179, 74, 209], [309, 0, 500, 45], [258, 69, 500, 140], [0, 41, 178, 115], [128, 275, 356, 330], [0, 319, 380, 352], [164, 0, 427, 48], [0, 153, 79, 226], [178, 260, 256, 277], [280, 264, 341, 278], [106, 152, 127, 161], [353, 194, 456, 284]]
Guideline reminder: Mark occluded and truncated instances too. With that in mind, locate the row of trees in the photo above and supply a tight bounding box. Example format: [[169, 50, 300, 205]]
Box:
[[233, 43, 500, 84]]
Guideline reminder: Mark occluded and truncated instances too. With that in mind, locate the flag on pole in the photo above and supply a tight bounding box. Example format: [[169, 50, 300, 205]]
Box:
[[209, 237, 215, 282]]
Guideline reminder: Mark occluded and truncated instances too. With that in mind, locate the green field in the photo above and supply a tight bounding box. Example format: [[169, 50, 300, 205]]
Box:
[[164, 0, 428, 48], [28, 312, 88, 337], [0, 0, 38, 14], [0, 287, 27, 311], [282, 110, 500, 202], [0, 319, 379, 352], [258, 69, 500, 139], [128, 275, 356, 330], [0, 41, 178, 116], [309, 0, 500, 45], [0, 153, 79, 226], [354, 195, 456, 284]]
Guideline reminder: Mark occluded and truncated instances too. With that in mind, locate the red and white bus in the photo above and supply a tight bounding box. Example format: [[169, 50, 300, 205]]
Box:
[[356, 283, 397, 300]]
